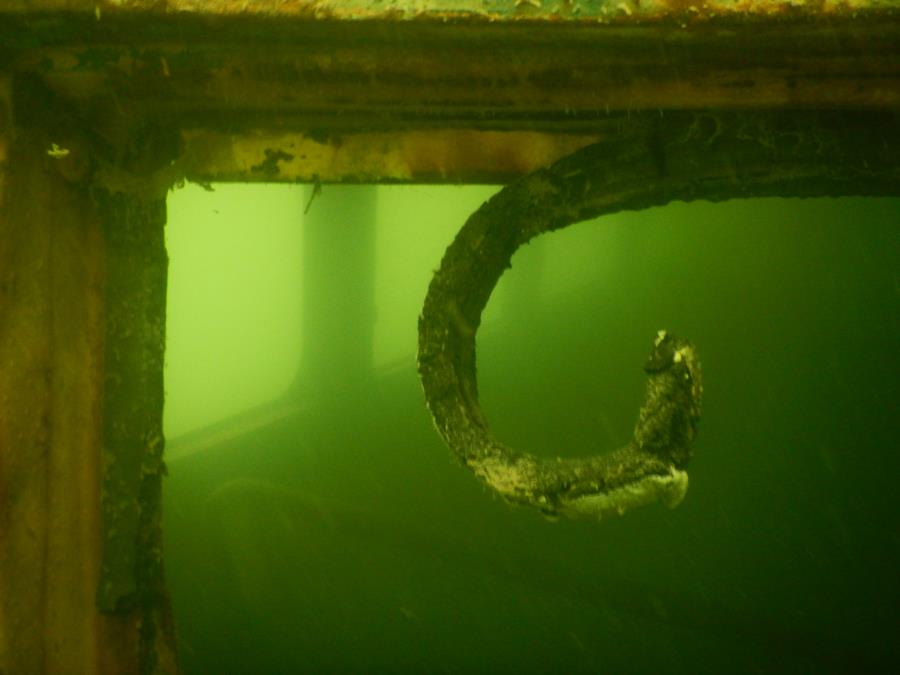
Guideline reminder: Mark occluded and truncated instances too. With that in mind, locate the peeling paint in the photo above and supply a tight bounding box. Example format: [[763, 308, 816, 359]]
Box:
[[182, 129, 605, 183]]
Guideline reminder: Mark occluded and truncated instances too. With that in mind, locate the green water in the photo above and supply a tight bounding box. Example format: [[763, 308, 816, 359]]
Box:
[[162, 188, 899, 674]]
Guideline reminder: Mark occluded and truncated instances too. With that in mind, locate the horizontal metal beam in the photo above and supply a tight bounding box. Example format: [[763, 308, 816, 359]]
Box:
[[2, 1, 897, 25], [181, 129, 604, 183], [2, 1, 898, 182]]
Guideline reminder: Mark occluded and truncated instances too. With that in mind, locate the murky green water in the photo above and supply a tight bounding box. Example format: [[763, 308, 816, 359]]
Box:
[[162, 188, 899, 674]]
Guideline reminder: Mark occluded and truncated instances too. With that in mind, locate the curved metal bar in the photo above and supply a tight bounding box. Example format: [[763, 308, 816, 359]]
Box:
[[417, 110, 900, 520]]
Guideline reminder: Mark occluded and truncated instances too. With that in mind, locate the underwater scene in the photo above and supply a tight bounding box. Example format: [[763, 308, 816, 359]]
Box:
[[161, 185, 899, 674]]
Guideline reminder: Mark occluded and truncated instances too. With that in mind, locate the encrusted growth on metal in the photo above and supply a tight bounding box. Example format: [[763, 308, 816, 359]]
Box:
[[417, 109, 900, 519], [3, 1, 897, 24], [181, 129, 604, 183], [1, 0, 898, 183]]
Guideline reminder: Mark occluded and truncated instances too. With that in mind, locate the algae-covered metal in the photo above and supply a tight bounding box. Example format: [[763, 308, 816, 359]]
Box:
[[1, 1, 899, 673], [417, 109, 900, 518], [96, 193, 168, 616], [5, 1, 897, 23], [0, 76, 179, 675], [1, 0, 898, 183]]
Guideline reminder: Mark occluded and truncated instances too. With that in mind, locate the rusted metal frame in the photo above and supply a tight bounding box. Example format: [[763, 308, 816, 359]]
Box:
[[0, 74, 118, 675], [417, 109, 900, 519], [19, 19, 900, 120], [3, 9, 899, 184], [179, 129, 607, 184], [94, 188, 175, 673], [0, 4, 893, 673], [1, 1, 898, 29], [0, 74, 179, 675]]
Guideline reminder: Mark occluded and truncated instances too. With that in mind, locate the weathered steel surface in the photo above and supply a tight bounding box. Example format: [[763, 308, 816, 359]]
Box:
[[0, 78, 119, 675], [417, 108, 900, 519], [95, 187, 177, 674], [2, 0, 898, 183], [181, 129, 605, 183], [0, 75, 179, 675], [2, 1, 897, 23]]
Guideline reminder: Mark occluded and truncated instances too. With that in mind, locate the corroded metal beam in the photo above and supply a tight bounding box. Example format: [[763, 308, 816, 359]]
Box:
[[2, 1, 897, 26], [418, 109, 900, 519], [180, 129, 605, 183], [2, 0, 898, 183], [0, 73, 179, 675]]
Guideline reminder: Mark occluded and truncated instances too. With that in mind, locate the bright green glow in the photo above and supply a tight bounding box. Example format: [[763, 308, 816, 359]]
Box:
[[373, 185, 497, 367], [164, 182, 630, 441], [164, 184, 304, 438], [164, 183, 501, 439]]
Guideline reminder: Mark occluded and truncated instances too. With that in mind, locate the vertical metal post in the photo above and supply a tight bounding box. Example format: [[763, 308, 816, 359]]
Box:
[[94, 188, 178, 674], [0, 75, 179, 675], [0, 76, 110, 675], [295, 185, 377, 400]]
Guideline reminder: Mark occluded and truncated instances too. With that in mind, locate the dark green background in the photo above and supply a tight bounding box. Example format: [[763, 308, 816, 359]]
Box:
[[163, 193, 899, 674]]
